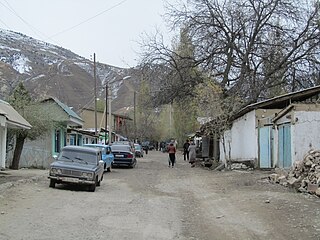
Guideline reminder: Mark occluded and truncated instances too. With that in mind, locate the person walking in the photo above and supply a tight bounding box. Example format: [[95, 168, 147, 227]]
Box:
[[167, 142, 176, 168], [144, 145, 149, 155], [188, 140, 197, 167], [183, 139, 190, 161]]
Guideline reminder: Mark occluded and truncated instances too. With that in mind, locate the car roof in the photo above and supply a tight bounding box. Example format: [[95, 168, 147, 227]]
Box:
[[83, 144, 111, 148], [111, 144, 132, 149], [112, 141, 131, 145], [62, 145, 101, 154]]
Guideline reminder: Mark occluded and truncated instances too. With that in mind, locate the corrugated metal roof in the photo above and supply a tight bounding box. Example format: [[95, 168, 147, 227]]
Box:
[[0, 99, 32, 129], [231, 85, 320, 121], [41, 97, 83, 124]]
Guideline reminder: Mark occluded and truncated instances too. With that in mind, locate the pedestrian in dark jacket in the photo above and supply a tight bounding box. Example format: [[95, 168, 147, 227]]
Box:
[[183, 139, 190, 161]]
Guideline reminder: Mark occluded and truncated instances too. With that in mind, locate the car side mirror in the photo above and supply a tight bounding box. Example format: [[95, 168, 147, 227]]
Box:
[[99, 160, 104, 165]]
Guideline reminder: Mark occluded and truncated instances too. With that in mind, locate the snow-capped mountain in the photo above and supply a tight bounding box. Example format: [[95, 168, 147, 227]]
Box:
[[0, 29, 137, 112]]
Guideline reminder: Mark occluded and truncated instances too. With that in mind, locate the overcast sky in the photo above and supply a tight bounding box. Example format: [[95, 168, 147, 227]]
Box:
[[0, 0, 175, 68]]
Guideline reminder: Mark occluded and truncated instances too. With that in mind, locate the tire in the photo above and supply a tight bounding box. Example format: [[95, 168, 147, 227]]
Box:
[[49, 179, 56, 188], [130, 161, 136, 168], [96, 176, 101, 187], [89, 183, 96, 192]]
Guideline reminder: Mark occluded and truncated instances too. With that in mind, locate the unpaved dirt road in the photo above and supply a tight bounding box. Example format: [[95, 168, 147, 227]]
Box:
[[0, 151, 320, 240]]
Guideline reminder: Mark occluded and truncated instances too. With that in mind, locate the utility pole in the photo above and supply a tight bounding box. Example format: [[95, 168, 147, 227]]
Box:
[[93, 53, 97, 138], [133, 91, 136, 142], [169, 101, 172, 137], [108, 85, 112, 143], [105, 84, 108, 145]]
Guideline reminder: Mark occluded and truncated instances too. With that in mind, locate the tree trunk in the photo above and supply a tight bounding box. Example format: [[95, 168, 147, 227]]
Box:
[[10, 134, 26, 170]]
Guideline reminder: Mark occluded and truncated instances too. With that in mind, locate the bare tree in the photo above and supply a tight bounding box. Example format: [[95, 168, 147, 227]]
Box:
[[165, 0, 320, 103], [140, 0, 320, 107]]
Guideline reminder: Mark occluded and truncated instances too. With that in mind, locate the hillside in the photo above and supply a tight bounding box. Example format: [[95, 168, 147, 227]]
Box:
[[0, 29, 138, 113]]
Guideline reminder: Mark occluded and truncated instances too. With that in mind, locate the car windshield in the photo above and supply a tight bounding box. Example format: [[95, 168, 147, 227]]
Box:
[[111, 145, 131, 152], [134, 145, 141, 150], [58, 150, 97, 164]]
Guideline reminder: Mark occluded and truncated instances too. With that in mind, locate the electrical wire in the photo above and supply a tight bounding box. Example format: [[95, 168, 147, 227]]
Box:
[[1, 0, 127, 46], [0, 0, 62, 46], [46, 0, 127, 40]]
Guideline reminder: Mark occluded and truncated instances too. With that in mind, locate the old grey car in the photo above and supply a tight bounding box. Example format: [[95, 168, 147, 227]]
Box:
[[48, 145, 104, 192]]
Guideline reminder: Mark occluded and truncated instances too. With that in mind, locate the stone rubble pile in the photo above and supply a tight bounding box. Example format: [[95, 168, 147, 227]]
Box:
[[230, 163, 251, 170], [269, 149, 320, 197]]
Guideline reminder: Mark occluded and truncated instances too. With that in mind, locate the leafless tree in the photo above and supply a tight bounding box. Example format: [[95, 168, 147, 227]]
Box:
[[140, 0, 320, 108]]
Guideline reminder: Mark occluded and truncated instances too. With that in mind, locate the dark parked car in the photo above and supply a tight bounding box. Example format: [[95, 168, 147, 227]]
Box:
[[48, 146, 105, 192], [111, 144, 137, 168]]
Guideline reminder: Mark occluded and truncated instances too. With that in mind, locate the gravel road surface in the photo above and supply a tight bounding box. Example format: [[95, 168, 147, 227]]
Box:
[[0, 151, 320, 240]]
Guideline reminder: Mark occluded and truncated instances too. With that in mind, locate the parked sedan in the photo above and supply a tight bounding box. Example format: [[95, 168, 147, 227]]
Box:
[[111, 144, 137, 168], [48, 145, 105, 192], [83, 144, 114, 172]]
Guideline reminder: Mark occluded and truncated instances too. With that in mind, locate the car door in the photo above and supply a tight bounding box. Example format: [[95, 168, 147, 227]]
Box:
[[105, 146, 114, 166], [96, 152, 104, 179]]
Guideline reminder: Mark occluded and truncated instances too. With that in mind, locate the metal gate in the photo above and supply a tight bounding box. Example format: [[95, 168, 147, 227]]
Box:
[[278, 124, 292, 168], [259, 126, 273, 168]]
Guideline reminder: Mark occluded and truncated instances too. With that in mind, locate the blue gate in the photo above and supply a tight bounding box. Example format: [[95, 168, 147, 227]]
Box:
[[278, 124, 292, 168], [259, 126, 273, 168]]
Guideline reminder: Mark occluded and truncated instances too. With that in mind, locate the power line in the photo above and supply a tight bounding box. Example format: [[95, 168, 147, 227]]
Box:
[[0, 18, 9, 28], [47, 0, 127, 40], [0, 0, 127, 46], [0, 0, 62, 46]]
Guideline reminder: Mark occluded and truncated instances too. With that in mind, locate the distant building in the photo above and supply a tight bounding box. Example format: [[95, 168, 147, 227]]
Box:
[[79, 107, 132, 142]]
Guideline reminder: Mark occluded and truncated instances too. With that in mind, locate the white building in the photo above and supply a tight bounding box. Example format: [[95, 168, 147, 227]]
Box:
[[220, 86, 320, 169], [0, 99, 31, 169]]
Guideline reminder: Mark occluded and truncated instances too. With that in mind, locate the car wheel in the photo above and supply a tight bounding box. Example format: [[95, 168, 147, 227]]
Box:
[[96, 176, 101, 187], [99, 174, 104, 184], [89, 183, 96, 192], [49, 179, 56, 188]]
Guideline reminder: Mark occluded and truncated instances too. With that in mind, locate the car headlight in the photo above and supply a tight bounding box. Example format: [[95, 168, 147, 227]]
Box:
[[50, 168, 62, 175], [81, 172, 93, 178]]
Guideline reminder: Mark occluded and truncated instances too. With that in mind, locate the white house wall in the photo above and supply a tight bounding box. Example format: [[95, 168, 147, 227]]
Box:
[[220, 111, 257, 163], [231, 111, 257, 161], [0, 116, 7, 168], [292, 111, 320, 163]]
